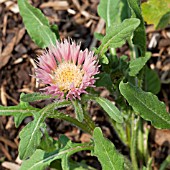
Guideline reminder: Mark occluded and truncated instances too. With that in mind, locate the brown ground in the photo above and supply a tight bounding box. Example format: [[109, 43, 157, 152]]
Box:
[[0, 0, 170, 170]]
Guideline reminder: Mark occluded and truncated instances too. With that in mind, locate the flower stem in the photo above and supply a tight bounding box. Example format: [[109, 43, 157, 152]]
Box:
[[48, 111, 92, 135], [130, 113, 139, 170], [110, 119, 127, 146], [83, 110, 96, 133], [138, 118, 144, 166]]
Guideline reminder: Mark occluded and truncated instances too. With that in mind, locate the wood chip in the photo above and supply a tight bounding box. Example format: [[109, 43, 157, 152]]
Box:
[[0, 136, 17, 149], [0, 35, 16, 69], [72, 0, 81, 10], [5, 1, 19, 13], [0, 82, 7, 106], [2, 162, 20, 170], [40, 1, 69, 10], [80, 133, 91, 143], [0, 27, 24, 69], [18, 88, 33, 93], [15, 156, 22, 165], [155, 129, 170, 146], [13, 58, 23, 65], [15, 28, 25, 45], [0, 143, 12, 161], [5, 93, 18, 105], [90, 18, 105, 49], [148, 33, 160, 49], [5, 116, 14, 130], [67, 8, 76, 15], [0, 40, 2, 55], [2, 14, 8, 37], [162, 63, 170, 71], [0, 0, 7, 4]]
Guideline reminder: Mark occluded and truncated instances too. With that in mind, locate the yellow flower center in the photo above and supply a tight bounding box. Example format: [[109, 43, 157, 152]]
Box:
[[52, 62, 84, 92]]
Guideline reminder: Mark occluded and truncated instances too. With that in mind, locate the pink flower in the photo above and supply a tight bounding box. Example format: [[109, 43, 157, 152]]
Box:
[[35, 39, 99, 100]]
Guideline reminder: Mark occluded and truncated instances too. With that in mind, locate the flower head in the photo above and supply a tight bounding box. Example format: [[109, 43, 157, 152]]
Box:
[[35, 39, 99, 100]]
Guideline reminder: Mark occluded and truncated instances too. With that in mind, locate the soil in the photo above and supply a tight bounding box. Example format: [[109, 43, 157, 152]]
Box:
[[0, 0, 170, 170]]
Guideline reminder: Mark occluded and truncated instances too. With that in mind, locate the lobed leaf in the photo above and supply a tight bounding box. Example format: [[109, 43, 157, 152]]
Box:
[[97, 18, 140, 56], [19, 102, 59, 160], [20, 139, 93, 170], [119, 81, 170, 129], [18, 0, 57, 48], [0, 101, 39, 128], [94, 97, 123, 123], [93, 127, 125, 170], [129, 52, 151, 76], [127, 0, 146, 56], [19, 120, 46, 160]]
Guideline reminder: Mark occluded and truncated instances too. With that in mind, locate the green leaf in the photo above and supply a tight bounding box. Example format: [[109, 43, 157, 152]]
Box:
[[93, 127, 124, 170], [19, 119, 46, 160], [127, 0, 146, 56], [20, 139, 93, 170], [129, 52, 151, 76], [20, 93, 52, 102], [94, 32, 104, 41], [50, 24, 60, 39], [98, 0, 121, 27], [141, 0, 170, 29], [52, 100, 72, 109], [95, 73, 113, 91], [18, 0, 57, 48], [157, 11, 170, 29], [94, 97, 123, 123], [39, 129, 58, 152], [100, 54, 109, 64], [144, 66, 161, 94], [119, 81, 170, 129], [69, 160, 96, 170], [97, 18, 140, 56], [120, 0, 131, 21], [97, 0, 130, 27], [0, 96, 39, 128], [159, 155, 170, 170], [72, 100, 84, 122], [19, 103, 57, 160]]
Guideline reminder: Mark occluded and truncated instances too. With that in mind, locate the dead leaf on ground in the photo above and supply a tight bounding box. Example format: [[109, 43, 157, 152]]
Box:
[[0, 27, 25, 69], [0, 35, 16, 69]]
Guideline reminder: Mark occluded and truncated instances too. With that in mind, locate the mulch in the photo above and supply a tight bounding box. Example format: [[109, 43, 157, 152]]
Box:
[[0, 0, 170, 170]]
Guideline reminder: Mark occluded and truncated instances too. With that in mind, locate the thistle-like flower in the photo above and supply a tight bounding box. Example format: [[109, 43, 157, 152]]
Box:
[[35, 39, 99, 100]]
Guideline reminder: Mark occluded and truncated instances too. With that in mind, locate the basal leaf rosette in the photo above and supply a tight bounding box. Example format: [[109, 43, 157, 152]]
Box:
[[35, 39, 99, 100]]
